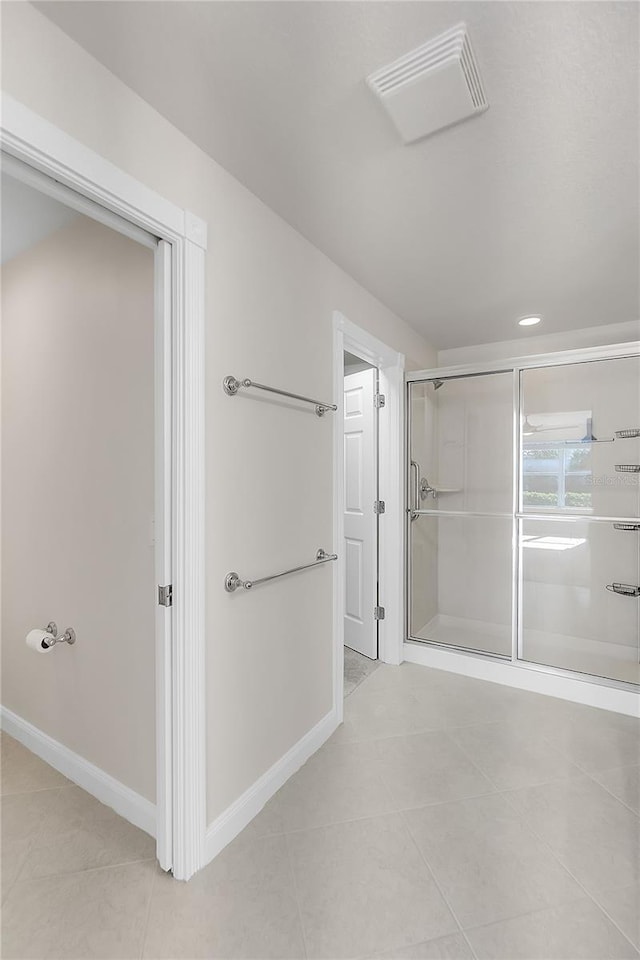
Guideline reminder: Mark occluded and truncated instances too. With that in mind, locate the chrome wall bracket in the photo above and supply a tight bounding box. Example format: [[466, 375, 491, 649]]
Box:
[[42, 623, 76, 647]]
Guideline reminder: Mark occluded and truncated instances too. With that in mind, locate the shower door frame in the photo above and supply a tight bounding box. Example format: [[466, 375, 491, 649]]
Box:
[[405, 340, 640, 710]]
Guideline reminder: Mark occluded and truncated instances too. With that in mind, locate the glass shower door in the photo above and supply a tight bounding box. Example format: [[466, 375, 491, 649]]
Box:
[[519, 355, 640, 684], [408, 372, 514, 657]]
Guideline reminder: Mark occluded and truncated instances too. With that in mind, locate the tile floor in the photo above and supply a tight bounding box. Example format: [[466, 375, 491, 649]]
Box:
[[2, 664, 639, 959], [344, 646, 381, 697]]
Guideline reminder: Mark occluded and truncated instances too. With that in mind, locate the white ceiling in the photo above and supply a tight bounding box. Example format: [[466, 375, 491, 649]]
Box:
[[1, 173, 77, 265], [36, 1, 639, 348]]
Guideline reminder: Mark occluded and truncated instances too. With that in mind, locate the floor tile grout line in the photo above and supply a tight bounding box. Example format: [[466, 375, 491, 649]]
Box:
[[494, 780, 640, 956], [399, 808, 479, 960], [336, 715, 532, 748], [447, 737, 640, 952], [247, 783, 504, 844], [567, 758, 640, 819], [138, 862, 158, 960], [0, 780, 67, 801], [2, 833, 37, 904], [283, 831, 309, 960], [248, 745, 606, 845], [0, 783, 67, 800], [6, 785, 66, 892], [548, 741, 640, 818], [459, 894, 639, 949], [8, 856, 158, 889]]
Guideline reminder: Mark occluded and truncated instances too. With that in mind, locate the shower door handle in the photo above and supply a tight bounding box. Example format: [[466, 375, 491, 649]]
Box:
[[410, 460, 420, 520]]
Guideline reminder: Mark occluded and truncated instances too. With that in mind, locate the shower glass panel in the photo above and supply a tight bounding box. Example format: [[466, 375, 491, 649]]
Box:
[[520, 518, 640, 685], [519, 355, 640, 685], [410, 374, 513, 514], [408, 372, 513, 657], [520, 356, 640, 519], [411, 515, 512, 656]]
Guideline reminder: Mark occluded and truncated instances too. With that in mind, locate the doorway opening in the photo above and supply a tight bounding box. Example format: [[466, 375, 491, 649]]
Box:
[[343, 351, 382, 697], [1, 97, 206, 880], [332, 312, 406, 716], [1, 157, 164, 838]]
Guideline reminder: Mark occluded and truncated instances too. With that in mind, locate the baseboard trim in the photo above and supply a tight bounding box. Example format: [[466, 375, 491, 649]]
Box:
[[0, 706, 156, 838], [204, 706, 339, 866], [403, 643, 640, 718]]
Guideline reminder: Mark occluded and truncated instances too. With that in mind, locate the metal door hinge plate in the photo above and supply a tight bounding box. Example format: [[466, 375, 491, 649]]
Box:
[[374, 500, 386, 515], [374, 393, 386, 408], [374, 606, 386, 620], [158, 584, 173, 607]]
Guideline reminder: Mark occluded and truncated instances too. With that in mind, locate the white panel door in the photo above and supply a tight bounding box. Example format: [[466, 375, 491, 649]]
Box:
[[344, 368, 377, 658]]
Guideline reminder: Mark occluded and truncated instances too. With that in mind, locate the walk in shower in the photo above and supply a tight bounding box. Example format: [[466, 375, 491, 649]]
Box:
[[407, 345, 640, 689]]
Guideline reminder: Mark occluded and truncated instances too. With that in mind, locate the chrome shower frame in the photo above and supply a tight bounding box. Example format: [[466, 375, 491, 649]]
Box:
[[405, 340, 640, 698]]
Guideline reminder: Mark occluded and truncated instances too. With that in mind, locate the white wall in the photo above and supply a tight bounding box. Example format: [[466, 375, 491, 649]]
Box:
[[0, 3, 436, 825], [1, 216, 156, 800]]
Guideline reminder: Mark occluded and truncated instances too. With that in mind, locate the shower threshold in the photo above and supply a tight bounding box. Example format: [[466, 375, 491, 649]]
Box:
[[415, 614, 511, 658], [414, 615, 639, 685]]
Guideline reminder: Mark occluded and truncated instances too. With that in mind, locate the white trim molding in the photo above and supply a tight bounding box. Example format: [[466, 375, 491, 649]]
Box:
[[204, 707, 339, 865], [404, 644, 640, 718], [333, 313, 406, 719], [0, 707, 156, 837], [1, 94, 207, 880]]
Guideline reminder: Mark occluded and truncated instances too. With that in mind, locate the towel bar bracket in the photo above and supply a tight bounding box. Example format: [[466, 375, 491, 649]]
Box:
[[223, 375, 336, 417], [225, 548, 337, 593]]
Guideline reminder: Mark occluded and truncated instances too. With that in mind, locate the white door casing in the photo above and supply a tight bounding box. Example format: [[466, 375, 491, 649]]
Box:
[[1, 94, 207, 880], [333, 312, 406, 721], [154, 239, 173, 871], [343, 368, 377, 659]]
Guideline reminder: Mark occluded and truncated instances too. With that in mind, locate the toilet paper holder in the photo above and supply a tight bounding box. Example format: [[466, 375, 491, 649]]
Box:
[[42, 622, 76, 647]]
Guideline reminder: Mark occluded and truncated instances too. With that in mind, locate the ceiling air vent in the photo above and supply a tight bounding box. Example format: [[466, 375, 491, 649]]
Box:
[[367, 24, 488, 144]]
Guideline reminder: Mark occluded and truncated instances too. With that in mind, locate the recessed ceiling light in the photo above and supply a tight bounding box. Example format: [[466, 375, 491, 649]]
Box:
[[518, 316, 541, 327]]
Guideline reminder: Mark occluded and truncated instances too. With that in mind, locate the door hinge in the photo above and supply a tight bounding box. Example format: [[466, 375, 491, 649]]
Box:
[[158, 584, 173, 607], [374, 499, 386, 515], [374, 393, 386, 408], [374, 606, 386, 620]]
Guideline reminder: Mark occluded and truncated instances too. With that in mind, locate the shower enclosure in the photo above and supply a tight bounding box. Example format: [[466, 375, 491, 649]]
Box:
[[407, 344, 640, 690]]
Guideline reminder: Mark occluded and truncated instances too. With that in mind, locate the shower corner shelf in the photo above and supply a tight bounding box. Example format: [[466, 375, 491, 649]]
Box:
[[615, 464, 640, 473]]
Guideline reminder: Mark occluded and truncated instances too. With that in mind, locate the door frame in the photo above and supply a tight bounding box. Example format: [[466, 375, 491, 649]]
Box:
[[1, 94, 207, 880], [332, 312, 405, 717]]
